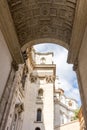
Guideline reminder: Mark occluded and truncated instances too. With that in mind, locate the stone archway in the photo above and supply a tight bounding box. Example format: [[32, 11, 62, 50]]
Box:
[[0, 0, 76, 63], [21, 38, 69, 52], [0, 0, 86, 64], [7, 0, 76, 48], [0, 0, 87, 129]]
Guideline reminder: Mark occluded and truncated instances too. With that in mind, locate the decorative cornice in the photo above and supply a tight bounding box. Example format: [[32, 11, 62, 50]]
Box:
[[35, 64, 56, 76], [35, 52, 54, 56]]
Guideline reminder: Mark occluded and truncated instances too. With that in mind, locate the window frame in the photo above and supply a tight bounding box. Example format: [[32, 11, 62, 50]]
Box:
[[37, 109, 42, 121]]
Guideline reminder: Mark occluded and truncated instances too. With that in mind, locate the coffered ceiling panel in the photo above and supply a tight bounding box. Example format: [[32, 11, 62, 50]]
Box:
[[7, 0, 77, 48]]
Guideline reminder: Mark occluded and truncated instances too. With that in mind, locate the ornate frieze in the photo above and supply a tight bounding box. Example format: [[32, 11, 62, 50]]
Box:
[[29, 73, 55, 83], [7, 0, 77, 47]]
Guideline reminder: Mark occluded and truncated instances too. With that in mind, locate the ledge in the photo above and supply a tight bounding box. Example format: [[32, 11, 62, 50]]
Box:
[[34, 121, 43, 123]]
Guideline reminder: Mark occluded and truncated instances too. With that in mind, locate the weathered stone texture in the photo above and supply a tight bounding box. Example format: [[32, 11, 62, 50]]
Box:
[[7, 0, 77, 47]]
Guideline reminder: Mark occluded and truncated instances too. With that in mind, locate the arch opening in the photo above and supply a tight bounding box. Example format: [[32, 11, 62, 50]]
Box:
[[21, 38, 69, 52], [37, 109, 42, 122], [33, 43, 81, 106], [35, 127, 40, 130]]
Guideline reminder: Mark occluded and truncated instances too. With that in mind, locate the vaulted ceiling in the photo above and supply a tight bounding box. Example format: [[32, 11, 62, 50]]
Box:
[[7, 0, 77, 48]]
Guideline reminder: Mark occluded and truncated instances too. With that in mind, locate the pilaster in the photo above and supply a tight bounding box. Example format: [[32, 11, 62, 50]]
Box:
[[73, 59, 87, 129], [68, 0, 87, 64]]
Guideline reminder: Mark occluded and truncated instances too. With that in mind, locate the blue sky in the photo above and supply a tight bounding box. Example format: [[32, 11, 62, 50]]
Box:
[[34, 43, 81, 106]]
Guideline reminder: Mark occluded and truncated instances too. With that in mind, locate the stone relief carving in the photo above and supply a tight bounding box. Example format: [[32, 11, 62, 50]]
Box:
[[15, 103, 24, 113], [7, 0, 76, 46], [29, 73, 38, 83], [46, 75, 55, 83]]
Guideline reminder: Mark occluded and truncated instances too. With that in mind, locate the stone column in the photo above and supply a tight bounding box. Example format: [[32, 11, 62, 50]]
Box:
[[73, 60, 87, 129]]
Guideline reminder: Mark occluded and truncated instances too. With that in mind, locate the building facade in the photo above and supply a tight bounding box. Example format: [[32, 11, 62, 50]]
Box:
[[54, 88, 78, 127], [3, 48, 79, 130]]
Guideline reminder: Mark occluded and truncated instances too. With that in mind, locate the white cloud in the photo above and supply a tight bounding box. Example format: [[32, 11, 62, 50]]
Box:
[[34, 44, 47, 52], [34, 43, 81, 106], [59, 78, 72, 91]]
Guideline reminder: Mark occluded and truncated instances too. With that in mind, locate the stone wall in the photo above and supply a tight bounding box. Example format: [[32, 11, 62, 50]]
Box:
[[79, 26, 87, 103], [22, 71, 54, 130], [22, 51, 55, 130], [78, 25, 87, 125], [0, 30, 12, 99]]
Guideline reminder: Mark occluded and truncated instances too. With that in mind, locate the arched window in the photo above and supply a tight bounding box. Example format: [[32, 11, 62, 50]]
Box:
[[38, 89, 43, 97], [37, 109, 42, 121], [40, 57, 46, 64], [35, 127, 40, 130]]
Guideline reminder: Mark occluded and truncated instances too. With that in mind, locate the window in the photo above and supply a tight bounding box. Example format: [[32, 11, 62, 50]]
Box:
[[35, 127, 40, 130], [37, 109, 42, 121], [40, 57, 46, 64], [38, 89, 43, 97]]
